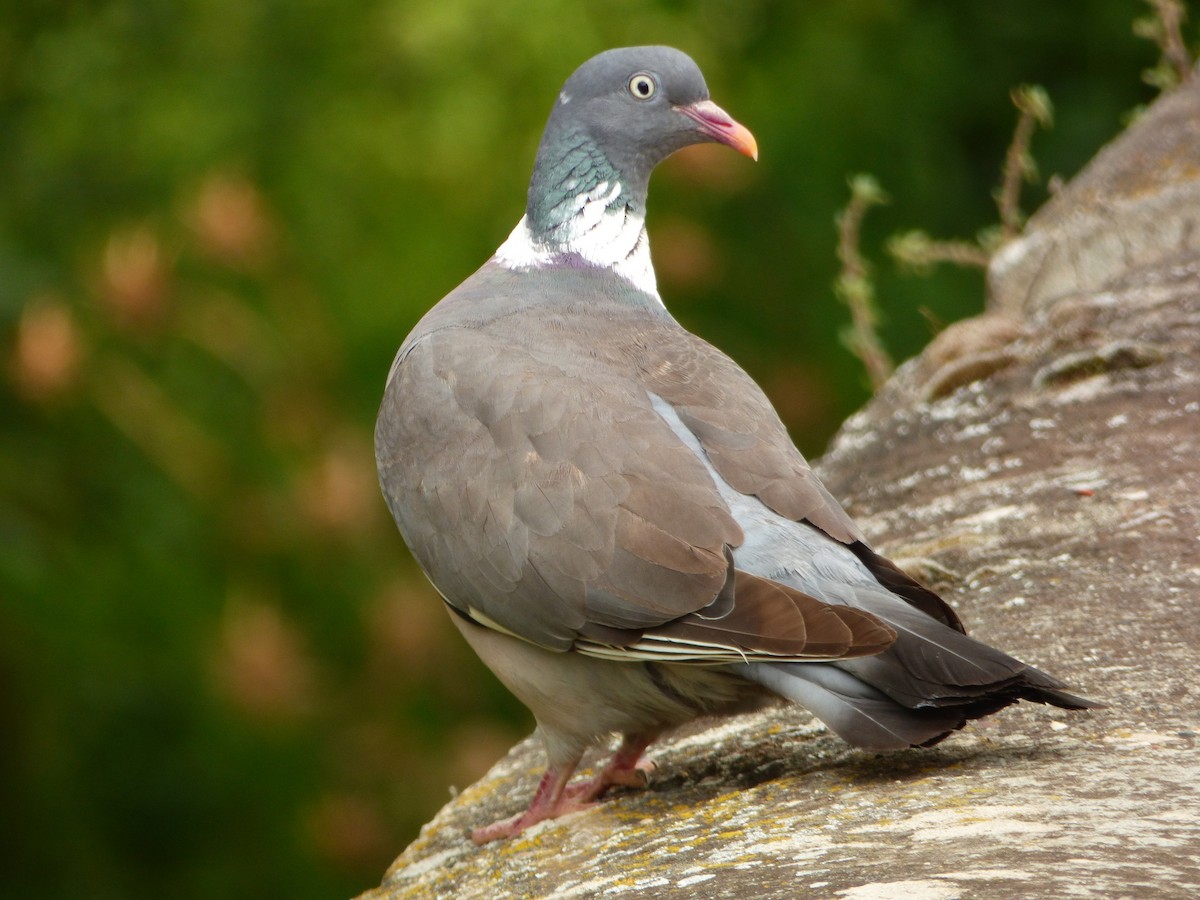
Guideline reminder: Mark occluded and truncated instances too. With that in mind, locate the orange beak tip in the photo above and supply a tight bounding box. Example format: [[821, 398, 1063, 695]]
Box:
[[678, 100, 758, 163]]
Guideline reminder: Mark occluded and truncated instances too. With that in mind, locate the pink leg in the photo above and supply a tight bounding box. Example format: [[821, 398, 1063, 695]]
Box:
[[470, 733, 659, 844], [471, 756, 589, 845]]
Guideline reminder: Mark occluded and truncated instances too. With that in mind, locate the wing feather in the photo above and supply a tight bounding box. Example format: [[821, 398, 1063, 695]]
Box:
[[376, 273, 898, 661]]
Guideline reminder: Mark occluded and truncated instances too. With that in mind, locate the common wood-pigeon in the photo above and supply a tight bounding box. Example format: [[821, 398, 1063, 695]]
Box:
[[375, 46, 1095, 844]]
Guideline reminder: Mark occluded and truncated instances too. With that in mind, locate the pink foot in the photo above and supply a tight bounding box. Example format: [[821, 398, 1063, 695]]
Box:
[[566, 733, 657, 803], [470, 795, 594, 845], [468, 733, 659, 844], [470, 762, 590, 845], [566, 756, 655, 802]]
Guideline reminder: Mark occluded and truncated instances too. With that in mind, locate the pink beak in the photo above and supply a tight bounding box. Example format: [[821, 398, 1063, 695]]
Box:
[[677, 99, 759, 161]]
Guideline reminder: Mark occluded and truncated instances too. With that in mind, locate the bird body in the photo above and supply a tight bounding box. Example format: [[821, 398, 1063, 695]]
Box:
[[375, 47, 1094, 844]]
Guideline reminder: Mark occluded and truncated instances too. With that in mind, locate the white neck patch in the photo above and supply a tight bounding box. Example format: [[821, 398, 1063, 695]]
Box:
[[493, 181, 660, 301]]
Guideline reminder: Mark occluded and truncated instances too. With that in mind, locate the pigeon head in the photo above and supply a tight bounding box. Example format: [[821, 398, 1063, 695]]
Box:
[[495, 47, 756, 297], [524, 46, 756, 246], [548, 46, 756, 172]]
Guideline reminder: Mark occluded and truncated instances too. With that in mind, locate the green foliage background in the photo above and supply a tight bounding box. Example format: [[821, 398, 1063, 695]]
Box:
[[0, 1, 1176, 896]]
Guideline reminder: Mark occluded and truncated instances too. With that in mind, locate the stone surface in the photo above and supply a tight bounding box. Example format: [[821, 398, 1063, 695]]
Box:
[[361, 70, 1200, 900]]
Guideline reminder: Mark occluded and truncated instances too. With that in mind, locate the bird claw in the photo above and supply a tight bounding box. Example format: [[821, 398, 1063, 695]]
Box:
[[607, 757, 655, 789]]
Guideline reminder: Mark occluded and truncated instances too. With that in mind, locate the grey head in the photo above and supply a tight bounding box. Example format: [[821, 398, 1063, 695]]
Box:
[[525, 46, 757, 239]]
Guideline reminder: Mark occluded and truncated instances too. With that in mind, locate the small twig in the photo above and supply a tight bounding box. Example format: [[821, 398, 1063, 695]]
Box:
[[886, 88, 1051, 278], [1157, 0, 1193, 81], [834, 175, 893, 390], [888, 230, 991, 273], [1135, 0, 1193, 90], [998, 85, 1053, 240]]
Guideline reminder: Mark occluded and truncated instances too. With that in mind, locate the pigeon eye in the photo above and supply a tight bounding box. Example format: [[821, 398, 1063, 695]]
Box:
[[627, 73, 657, 101]]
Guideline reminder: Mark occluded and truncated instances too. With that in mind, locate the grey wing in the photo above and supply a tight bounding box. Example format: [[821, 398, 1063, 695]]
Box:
[[633, 325, 964, 630], [375, 326, 893, 662], [624, 323, 1089, 725]]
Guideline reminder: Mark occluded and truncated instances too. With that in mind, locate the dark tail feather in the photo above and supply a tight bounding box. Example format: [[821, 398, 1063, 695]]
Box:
[[830, 589, 1102, 711], [755, 552, 1100, 745], [746, 662, 971, 750], [1014, 672, 1098, 711], [744, 657, 1100, 752]]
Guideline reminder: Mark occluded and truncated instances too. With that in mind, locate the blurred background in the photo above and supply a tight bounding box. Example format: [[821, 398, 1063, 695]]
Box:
[[0, 1, 1178, 896]]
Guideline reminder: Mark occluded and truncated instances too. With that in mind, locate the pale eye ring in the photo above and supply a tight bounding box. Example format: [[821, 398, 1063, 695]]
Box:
[[627, 73, 657, 100]]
